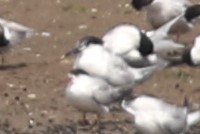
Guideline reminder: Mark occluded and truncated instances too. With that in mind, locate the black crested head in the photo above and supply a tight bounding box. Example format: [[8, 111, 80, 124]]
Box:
[[0, 26, 9, 47], [78, 36, 103, 47], [69, 69, 88, 76], [139, 32, 154, 56], [65, 36, 103, 57], [131, 0, 153, 10], [185, 4, 200, 22]]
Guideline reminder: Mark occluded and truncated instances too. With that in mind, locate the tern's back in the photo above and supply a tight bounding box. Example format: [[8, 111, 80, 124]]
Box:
[[74, 45, 135, 86]]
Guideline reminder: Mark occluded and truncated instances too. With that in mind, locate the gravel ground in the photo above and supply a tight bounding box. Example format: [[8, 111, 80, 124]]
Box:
[[0, 0, 200, 133]]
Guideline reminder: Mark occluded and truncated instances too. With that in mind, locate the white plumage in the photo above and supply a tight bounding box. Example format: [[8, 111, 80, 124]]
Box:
[[122, 95, 200, 134]]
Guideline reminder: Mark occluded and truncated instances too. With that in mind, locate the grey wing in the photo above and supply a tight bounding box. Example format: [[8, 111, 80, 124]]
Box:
[[0, 18, 45, 45], [154, 39, 184, 53], [92, 83, 132, 106], [110, 54, 128, 71], [8, 29, 33, 44], [109, 55, 133, 85], [92, 83, 115, 105], [0, 18, 34, 32], [148, 14, 183, 41], [3, 25, 35, 45]]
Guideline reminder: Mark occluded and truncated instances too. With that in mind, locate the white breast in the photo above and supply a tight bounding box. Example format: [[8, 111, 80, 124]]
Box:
[[66, 75, 107, 113]]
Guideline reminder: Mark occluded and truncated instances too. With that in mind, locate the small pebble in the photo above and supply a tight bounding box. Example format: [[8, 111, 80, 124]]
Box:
[[91, 8, 97, 13], [29, 119, 35, 128], [175, 83, 180, 89], [24, 104, 30, 109], [27, 94, 36, 100], [48, 118, 55, 124], [41, 110, 48, 117], [125, 3, 130, 8], [189, 79, 193, 84], [36, 54, 41, 57], [3, 92, 9, 97], [14, 96, 20, 101], [23, 47, 32, 51], [7, 83, 15, 88], [60, 59, 71, 64], [78, 24, 88, 30], [41, 32, 51, 37], [22, 88, 27, 92], [28, 112, 33, 116], [66, 31, 72, 35], [153, 83, 158, 87]]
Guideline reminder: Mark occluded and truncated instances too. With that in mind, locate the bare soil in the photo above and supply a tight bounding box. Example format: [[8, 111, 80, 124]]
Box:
[[0, 0, 200, 133]]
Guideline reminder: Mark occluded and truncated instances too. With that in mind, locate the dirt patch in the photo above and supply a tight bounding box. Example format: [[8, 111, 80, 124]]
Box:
[[0, 0, 200, 133]]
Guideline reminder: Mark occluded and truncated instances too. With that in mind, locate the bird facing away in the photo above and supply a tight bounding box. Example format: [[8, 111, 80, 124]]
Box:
[[121, 94, 200, 134], [102, 24, 156, 67]]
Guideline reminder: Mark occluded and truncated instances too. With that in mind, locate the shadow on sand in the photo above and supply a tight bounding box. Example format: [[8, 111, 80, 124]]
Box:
[[0, 63, 27, 71]]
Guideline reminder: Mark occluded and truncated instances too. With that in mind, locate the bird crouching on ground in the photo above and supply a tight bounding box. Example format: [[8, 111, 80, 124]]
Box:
[[121, 94, 200, 134]]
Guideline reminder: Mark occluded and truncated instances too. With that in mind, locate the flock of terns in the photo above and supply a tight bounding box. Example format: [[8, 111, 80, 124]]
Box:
[[65, 0, 200, 134], [0, 0, 200, 134]]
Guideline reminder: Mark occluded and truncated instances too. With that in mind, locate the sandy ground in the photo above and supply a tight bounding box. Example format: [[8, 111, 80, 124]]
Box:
[[0, 0, 200, 133]]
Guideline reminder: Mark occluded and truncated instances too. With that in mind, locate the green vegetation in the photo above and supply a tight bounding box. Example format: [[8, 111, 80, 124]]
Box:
[[62, 4, 88, 13]]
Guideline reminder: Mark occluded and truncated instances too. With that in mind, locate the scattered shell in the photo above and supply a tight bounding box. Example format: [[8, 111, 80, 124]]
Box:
[[78, 24, 88, 30], [56, 0, 61, 4], [7, 83, 15, 88], [27, 94, 36, 100], [60, 55, 65, 59], [91, 8, 98, 13], [28, 112, 33, 116], [153, 83, 158, 87], [118, 4, 122, 8], [60, 59, 71, 64], [24, 104, 30, 109], [125, 3, 130, 8], [41, 110, 48, 117], [41, 32, 51, 37], [66, 31, 72, 35], [189, 79, 193, 84], [36, 54, 41, 57], [29, 119, 35, 126], [23, 47, 32, 51]]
